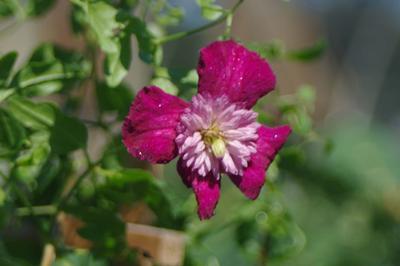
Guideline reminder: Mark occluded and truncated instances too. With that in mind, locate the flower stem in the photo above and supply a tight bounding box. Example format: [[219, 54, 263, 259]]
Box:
[[155, 0, 244, 45], [16, 205, 57, 216]]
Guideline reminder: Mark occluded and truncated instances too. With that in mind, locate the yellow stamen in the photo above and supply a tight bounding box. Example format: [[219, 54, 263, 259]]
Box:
[[211, 138, 226, 158]]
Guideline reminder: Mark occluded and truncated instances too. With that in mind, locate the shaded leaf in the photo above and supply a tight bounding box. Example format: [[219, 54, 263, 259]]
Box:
[[96, 82, 133, 120], [27, 0, 55, 16], [0, 52, 17, 88], [0, 2, 13, 17], [123, 14, 157, 64], [50, 111, 88, 154], [97, 168, 175, 228], [0, 108, 26, 157]]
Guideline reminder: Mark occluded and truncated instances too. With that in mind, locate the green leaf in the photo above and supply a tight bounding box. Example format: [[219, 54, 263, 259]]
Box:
[[265, 217, 306, 260], [285, 109, 312, 135], [12, 44, 91, 96], [50, 111, 88, 154], [156, 6, 184, 26], [297, 84, 316, 106], [104, 32, 131, 87], [96, 82, 133, 120], [0, 52, 17, 88], [245, 40, 285, 60], [97, 168, 175, 228], [123, 14, 157, 64], [150, 77, 178, 95], [196, 0, 224, 20], [72, 1, 132, 86], [84, 1, 120, 53], [27, 0, 55, 16], [0, 108, 26, 157], [0, 2, 13, 17], [53, 251, 107, 266], [7, 96, 55, 130], [287, 39, 327, 62], [0, 89, 15, 104], [12, 131, 51, 184]]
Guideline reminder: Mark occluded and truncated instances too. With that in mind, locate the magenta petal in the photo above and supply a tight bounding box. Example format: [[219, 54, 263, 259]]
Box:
[[197, 40, 276, 109], [122, 86, 189, 164], [177, 158, 220, 220], [229, 125, 291, 199]]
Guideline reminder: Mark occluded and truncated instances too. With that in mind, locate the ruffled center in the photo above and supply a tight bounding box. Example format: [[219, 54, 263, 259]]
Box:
[[175, 94, 259, 178]]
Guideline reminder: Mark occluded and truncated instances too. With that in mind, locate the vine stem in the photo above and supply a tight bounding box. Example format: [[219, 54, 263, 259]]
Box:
[[155, 0, 244, 45]]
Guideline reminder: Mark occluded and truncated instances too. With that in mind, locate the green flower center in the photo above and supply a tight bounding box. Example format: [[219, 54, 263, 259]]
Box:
[[201, 124, 226, 158]]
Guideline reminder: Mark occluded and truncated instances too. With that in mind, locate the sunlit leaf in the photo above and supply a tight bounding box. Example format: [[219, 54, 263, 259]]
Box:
[[11, 44, 90, 96], [11, 131, 51, 184], [7, 96, 55, 130], [196, 0, 224, 20], [104, 32, 131, 87]]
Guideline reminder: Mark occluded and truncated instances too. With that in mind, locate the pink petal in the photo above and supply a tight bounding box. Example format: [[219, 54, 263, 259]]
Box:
[[122, 86, 189, 164], [229, 125, 291, 199], [177, 158, 220, 220], [197, 40, 276, 109]]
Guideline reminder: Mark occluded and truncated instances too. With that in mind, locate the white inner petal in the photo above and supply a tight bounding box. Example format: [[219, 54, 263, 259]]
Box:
[[175, 94, 259, 178]]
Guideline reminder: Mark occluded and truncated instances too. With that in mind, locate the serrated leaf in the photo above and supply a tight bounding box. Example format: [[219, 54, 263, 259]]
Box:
[[7, 96, 55, 130], [0, 52, 17, 88], [50, 111, 88, 154]]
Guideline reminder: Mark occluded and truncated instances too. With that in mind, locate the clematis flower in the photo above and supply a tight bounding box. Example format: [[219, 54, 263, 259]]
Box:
[[122, 40, 291, 220]]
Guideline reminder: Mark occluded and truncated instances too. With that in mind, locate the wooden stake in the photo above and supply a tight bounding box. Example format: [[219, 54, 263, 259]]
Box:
[[40, 244, 56, 266]]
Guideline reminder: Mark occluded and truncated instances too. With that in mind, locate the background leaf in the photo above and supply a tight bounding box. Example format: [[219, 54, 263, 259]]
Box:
[[11, 44, 91, 96], [0, 108, 26, 158], [0, 52, 17, 88], [50, 111, 88, 154]]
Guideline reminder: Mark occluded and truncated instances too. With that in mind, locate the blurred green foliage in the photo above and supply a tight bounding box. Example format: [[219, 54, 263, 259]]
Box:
[[0, 0, 399, 266]]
